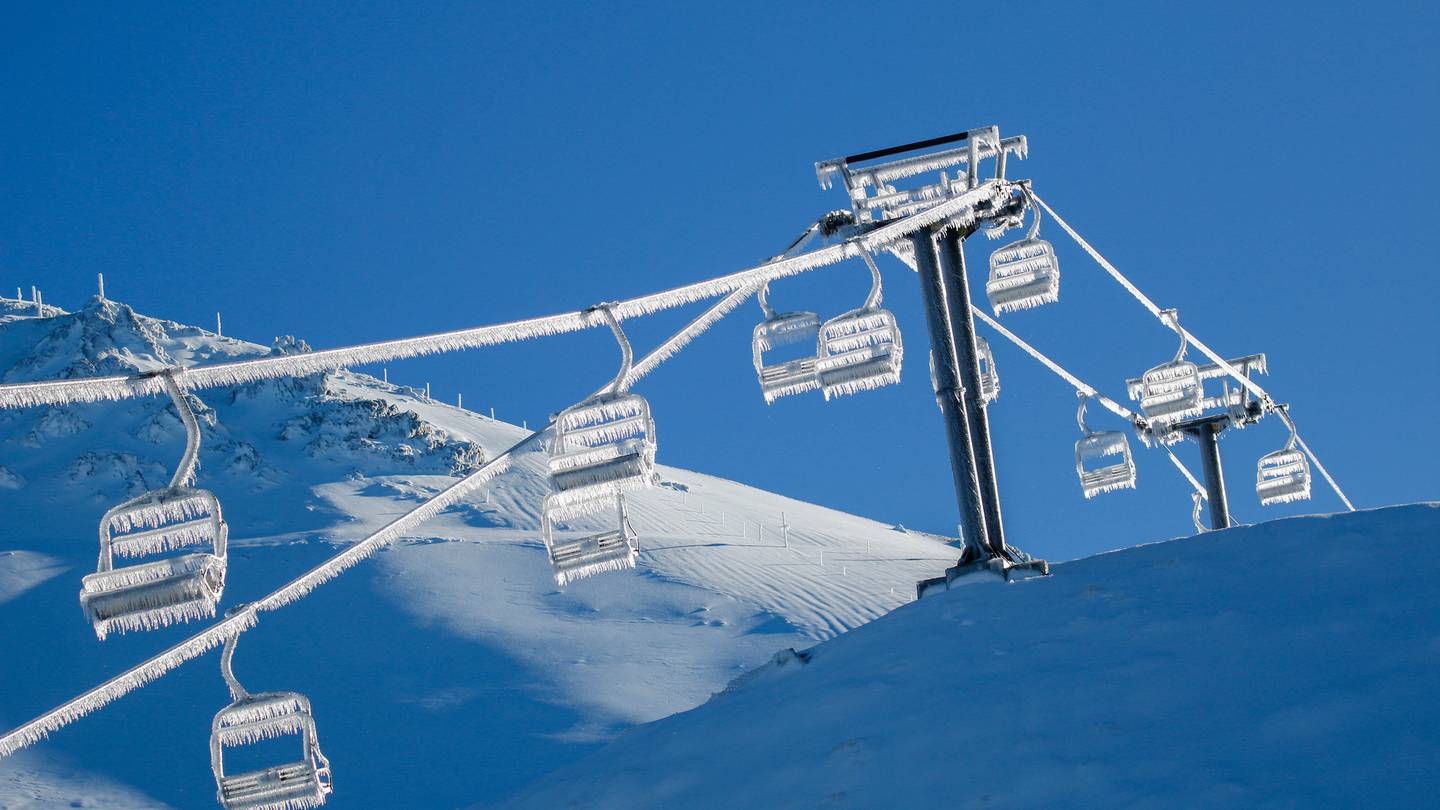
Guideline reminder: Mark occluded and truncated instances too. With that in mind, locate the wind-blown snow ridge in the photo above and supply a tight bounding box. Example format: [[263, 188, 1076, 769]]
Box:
[[0, 181, 1017, 410]]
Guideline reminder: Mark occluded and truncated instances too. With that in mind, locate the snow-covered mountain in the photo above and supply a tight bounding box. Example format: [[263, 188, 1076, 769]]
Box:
[[0, 297, 957, 808], [499, 502, 1440, 810]]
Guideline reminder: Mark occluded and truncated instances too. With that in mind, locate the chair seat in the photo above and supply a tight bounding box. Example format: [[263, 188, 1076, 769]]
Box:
[[80, 553, 225, 637], [220, 762, 326, 810]]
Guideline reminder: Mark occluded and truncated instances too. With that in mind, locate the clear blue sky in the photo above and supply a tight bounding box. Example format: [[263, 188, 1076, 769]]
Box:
[[3, 1, 1436, 561]]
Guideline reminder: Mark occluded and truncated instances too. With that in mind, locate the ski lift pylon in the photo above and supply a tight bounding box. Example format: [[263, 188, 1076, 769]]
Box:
[[751, 282, 821, 403], [211, 628, 332, 810], [1256, 409, 1312, 506], [986, 187, 1060, 314], [817, 249, 903, 400], [79, 370, 229, 639], [1074, 394, 1136, 498], [1130, 310, 1202, 429]]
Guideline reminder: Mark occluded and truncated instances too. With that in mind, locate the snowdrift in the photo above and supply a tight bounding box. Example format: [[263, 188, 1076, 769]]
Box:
[[498, 504, 1440, 810]]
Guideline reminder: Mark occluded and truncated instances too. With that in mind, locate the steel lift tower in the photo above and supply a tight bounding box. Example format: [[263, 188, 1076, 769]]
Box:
[[816, 128, 1049, 594]]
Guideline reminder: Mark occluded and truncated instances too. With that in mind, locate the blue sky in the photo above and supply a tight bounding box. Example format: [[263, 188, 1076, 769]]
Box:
[[3, 1, 1436, 561]]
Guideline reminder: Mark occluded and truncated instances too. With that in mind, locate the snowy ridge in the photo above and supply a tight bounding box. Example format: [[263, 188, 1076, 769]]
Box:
[[498, 504, 1440, 809]]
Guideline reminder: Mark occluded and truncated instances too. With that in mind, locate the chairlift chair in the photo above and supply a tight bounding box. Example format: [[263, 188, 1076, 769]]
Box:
[[927, 338, 998, 409], [986, 188, 1060, 314], [544, 304, 656, 528], [79, 371, 229, 639], [1074, 394, 1136, 498], [976, 336, 1000, 404], [751, 283, 821, 403], [541, 493, 640, 586], [212, 632, 332, 810], [1130, 311, 1202, 428], [1256, 411, 1312, 505], [817, 250, 903, 400]]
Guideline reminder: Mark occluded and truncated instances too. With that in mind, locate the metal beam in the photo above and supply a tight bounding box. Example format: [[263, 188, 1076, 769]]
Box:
[[935, 229, 1008, 554], [910, 228, 990, 559]]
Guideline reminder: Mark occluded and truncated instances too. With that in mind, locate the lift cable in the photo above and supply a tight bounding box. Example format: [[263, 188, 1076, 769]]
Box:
[[0, 283, 761, 760], [0, 184, 1013, 411], [1028, 192, 1354, 512], [970, 305, 1224, 514]]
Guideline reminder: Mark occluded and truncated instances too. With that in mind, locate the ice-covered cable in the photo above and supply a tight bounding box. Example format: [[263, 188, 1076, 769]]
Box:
[[970, 303, 1224, 510], [1276, 408, 1355, 512], [1027, 192, 1272, 403], [620, 284, 759, 391], [970, 308, 1139, 426], [0, 182, 1014, 411], [0, 610, 257, 757], [0, 248, 758, 761], [1028, 191, 1355, 512]]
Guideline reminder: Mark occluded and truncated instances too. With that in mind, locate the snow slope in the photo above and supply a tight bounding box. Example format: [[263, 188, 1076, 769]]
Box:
[[498, 503, 1440, 810], [0, 298, 955, 807]]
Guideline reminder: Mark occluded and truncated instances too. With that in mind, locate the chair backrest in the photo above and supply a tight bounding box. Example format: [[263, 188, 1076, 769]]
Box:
[[98, 487, 227, 572], [211, 692, 321, 777], [552, 393, 654, 457]]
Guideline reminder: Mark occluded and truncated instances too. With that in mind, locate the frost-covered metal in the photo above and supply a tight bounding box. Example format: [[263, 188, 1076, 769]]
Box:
[[542, 305, 655, 585], [0, 280, 745, 762], [1129, 310, 1203, 430], [752, 283, 820, 403], [1257, 411, 1312, 506], [815, 126, 1027, 225], [986, 187, 1060, 314], [0, 182, 1014, 412], [1074, 394, 1136, 498], [80, 371, 229, 639], [817, 250, 903, 400], [975, 336, 1000, 405], [211, 632, 332, 810], [542, 494, 641, 586]]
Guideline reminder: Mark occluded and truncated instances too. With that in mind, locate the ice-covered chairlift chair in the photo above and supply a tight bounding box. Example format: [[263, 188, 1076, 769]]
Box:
[[1256, 408, 1312, 505], [79, 370, 228, 639], [1128, 310, 1203, 431], [976, 336, 1000, 404], [817, 249, 904, 400], [928, 338, 998, 410], [1074, 394, 1136, 498], [541, 304, 655, 585], [752, 282, 821, 403], [541, 494, 640, 587], [986, 185, 1060, 314], [211, 630, 332, 810]]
